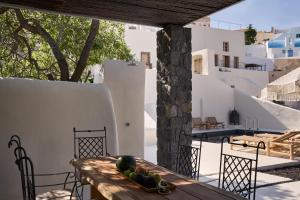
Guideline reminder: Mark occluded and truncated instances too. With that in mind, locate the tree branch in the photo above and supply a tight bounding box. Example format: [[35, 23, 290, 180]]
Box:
[[0, 7, 8, 15], [14, 9, 70, 81], [70, 19, 99, 82]]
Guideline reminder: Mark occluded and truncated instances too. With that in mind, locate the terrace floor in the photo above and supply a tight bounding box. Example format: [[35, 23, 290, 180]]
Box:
[[144, 140, 300, 200]]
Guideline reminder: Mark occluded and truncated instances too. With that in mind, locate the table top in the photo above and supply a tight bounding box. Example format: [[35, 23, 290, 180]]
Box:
[[70, 157, 244, 200]]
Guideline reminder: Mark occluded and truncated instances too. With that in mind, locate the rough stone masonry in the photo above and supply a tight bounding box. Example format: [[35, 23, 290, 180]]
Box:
[[156, 25, 192, 171]]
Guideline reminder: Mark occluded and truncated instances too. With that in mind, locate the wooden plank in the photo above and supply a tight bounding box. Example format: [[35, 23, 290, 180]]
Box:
[[70, 157, 245, 200], [0, 0, 242, 27]]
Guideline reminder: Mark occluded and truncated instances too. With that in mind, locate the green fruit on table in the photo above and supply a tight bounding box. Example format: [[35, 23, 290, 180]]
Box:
[[124, 170, 131, 177], [153, 174, 161, 183], [129, 172, 137, 180], [116, 155, 136, 172]]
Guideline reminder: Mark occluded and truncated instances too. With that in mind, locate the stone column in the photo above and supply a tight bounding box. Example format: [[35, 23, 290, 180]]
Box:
[[156, 25, 192, 171]]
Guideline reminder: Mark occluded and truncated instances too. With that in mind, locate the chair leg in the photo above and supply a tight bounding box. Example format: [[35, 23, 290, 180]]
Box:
[[290, 144, 294, 160], [266, 142, 270, 156], [72, 180, 84, 200], [70, 182, 76, 200]]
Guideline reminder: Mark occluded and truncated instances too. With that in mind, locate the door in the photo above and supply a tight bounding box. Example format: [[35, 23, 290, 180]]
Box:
[[141, 52, 151, 68], [223, 56, 230, 68], [194, 57, 203, 74], [288, 50, 294, 57], [234, 57, 239, 68]]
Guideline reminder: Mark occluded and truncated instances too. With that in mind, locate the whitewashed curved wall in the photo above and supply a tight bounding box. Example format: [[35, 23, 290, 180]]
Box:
[[0, 78, 118, 200]]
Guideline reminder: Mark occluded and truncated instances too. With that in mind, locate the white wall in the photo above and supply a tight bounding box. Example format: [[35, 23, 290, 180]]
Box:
[[192, 75, 234, 126], [0, 78, 118, 200], [125, 28, 157, 68], [104, 60, 145, 158], [235, 89, 300, 131], [144, 69, 157, 146], [245, 45, 267, 58], [191, 26, 246, 67], [214, 67, 269, 97]]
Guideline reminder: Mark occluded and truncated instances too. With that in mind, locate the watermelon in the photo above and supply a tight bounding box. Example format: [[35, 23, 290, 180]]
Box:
[[116, 155, 136, 172]]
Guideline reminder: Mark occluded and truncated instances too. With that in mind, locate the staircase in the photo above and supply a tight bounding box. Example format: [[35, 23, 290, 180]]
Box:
[[261, 67, 300, 110]]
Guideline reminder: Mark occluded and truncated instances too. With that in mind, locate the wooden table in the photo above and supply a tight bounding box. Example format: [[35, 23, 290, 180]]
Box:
[[70, 157, 244, 200]]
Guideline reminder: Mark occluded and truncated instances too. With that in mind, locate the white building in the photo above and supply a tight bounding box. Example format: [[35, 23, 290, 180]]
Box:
[[267, 27, 300, 58], [125, 24, 248, 70], [190, 25, 246, 69], [125, 23, 300, 134]]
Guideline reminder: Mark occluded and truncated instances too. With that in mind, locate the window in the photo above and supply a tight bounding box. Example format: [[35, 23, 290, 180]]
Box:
[[214, 54, 219, 66], [223, 42, 229, 52], [194, 57, 203, 74], [296, 34, 300, 38], [234, 57, 239, 68], [141, 52, 152, 69], [223, 55, 230, 68]]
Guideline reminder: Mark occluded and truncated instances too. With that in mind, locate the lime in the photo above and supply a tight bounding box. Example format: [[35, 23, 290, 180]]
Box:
[[129, 172, 137, 180], [153, 174, 161, 183], [124, 170, 131, 177]]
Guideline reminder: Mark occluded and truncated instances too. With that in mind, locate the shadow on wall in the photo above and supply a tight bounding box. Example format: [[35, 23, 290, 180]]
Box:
[[0, 78, 118, 199], [235, 89, 300, 130]]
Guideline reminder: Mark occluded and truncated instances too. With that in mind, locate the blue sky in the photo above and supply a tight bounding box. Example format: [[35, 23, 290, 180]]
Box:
[[211, 0, 300, 31]]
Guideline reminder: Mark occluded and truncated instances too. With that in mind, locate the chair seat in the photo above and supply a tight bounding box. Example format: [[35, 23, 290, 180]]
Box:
[[36, 189, 76, 200]]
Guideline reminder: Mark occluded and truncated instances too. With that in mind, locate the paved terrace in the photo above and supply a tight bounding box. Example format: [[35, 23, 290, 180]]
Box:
[[145, 141, 300, 200]]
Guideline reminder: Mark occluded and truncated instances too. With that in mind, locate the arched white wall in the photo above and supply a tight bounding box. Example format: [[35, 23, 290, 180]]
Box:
[[0, 78, 118, 199]]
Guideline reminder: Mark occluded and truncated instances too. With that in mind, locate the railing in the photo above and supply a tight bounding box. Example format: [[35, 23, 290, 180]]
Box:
[[217, 60, 267, 71]]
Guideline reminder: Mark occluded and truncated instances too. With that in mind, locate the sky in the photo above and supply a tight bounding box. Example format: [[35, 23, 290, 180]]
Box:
[[210, 0, 300, 31]]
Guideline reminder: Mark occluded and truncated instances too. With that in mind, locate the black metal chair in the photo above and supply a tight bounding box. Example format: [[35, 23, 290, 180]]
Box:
[[15, 155, 76, 200], [218, 137, 265, 200], [72, 127, 109, 200], [8, 135, 76, 200], [73, 127, 109, 159], [176, 131, 207, 180]]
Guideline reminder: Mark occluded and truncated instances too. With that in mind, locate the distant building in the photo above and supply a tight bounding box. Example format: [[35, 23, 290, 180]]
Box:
[[125, 22, 245, 71], [267, 27, 300, 58]]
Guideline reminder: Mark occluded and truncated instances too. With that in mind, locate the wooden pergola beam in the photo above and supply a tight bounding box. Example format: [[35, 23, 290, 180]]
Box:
[[0, 0, 242, 27]]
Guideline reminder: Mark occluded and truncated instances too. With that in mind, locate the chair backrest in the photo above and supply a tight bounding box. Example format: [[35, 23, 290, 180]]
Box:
[[8, 135, 28, 200], [8, 134, 22, 149], [272, 131, 300, 142], [193, 117, 203, 124], [73, 127, 108, 159], [192, 118, 202, 128], [207, 117, 217, 124], [176, 131, 207, 180], [219, 137, 265, 200], [16, 156, 36, 200]]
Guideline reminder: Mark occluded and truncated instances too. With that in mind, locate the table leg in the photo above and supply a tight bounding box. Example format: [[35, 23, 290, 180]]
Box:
[[91, 185, 108, 200]]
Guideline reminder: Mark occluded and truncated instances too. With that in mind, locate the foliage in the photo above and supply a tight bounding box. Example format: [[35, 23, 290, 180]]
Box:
[[0, 8, 133, 81], [244, 24, 257, 45]]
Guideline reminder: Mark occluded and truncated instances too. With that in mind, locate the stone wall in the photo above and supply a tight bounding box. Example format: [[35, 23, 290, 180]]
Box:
[[270, 58, 300, 82], [156, 25, 192, 171]]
